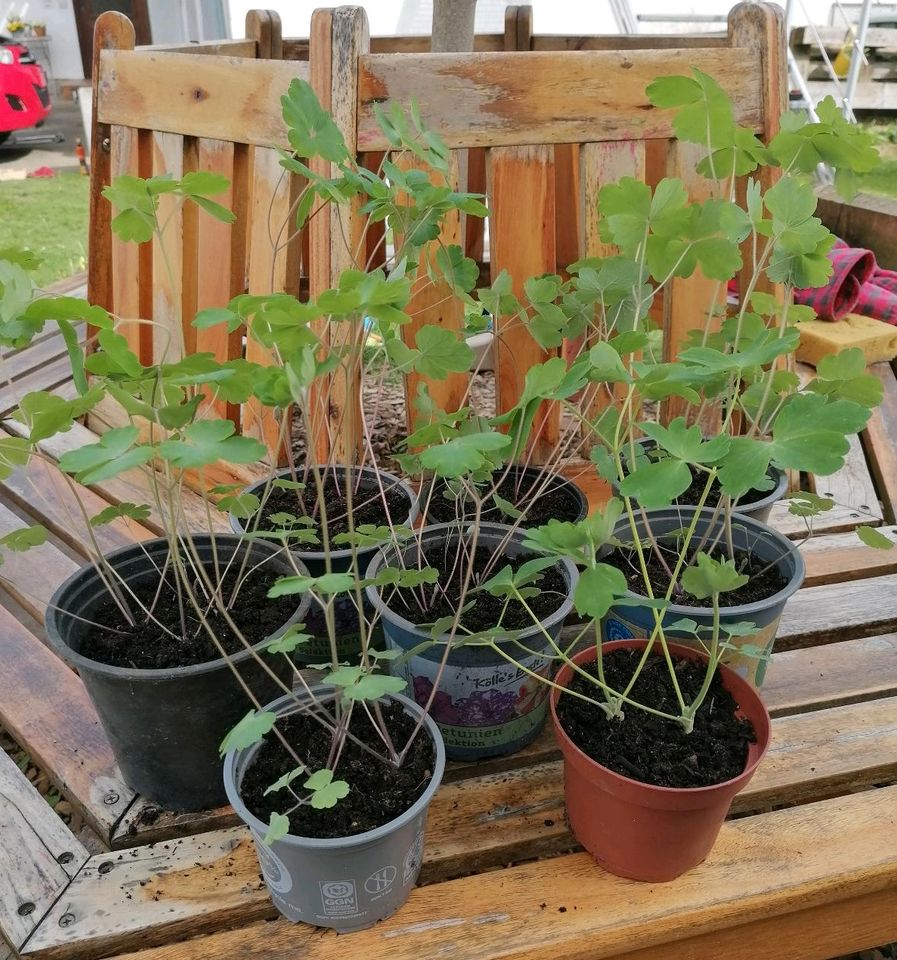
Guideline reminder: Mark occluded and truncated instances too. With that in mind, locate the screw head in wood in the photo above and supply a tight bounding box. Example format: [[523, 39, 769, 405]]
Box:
[[58, 912, 76, 928], [103, 792, 120, 805]]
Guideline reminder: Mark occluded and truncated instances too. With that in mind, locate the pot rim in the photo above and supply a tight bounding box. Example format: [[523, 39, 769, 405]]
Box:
[[45, 534, 310, 681], [230, 464, 419, 563], [610, 506, 806, 617], [363, 521, 578, 644], [224, 689, 446, 850], [423, 464, 589, 522], [550, 640, 772, 798]]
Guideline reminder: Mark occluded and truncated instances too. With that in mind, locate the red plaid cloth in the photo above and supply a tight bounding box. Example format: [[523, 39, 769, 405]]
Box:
[[794, 239, 897, 325]]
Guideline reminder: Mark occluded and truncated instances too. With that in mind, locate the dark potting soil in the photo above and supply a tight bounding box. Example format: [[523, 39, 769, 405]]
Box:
[[606, 542, 788, 608], [241, 700, 435, 838], [558, 648, 756, 788], [391, 542, 568, 633], [78, 559, 300, 670], [249, 473, 411, 543], [425, 469, 584, 525]]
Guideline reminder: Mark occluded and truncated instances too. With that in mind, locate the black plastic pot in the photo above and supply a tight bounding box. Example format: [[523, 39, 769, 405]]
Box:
[[229, 465, 419, 577], [45, 535, 310, 811], [422, 465, 589, 526], [614, 439, 788, 523]]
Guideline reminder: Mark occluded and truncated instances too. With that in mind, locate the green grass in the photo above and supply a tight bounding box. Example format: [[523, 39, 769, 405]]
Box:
[[857, 120, 897, 199], [0, 173, 89, 287]]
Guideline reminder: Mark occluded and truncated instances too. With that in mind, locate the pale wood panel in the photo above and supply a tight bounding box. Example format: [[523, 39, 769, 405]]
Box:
[[135, 39, 258, 57], [191, 138, 243, 424], [767, 499, 884, 539], [0, 357, 73, 417], [0, 750, 88, 951], [777, 573, 897, 650], [861, 362, 897, 524], [357, 48, 762, 152], [30, 695, 897, 959], [763, 633, 897, 716], [151, 132, 184, 365], [489, 143, 558, 462], [97, 51, 308, 147], [0, 603, 135, 840], [799, 525, 897, 586], [79, 786, 897, 960], [810, 432, 882, 520], [398, 152, 470, 433]]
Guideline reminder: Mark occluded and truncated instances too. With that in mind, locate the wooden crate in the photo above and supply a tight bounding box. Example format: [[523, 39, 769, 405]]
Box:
[[87, 3, 785, 462]]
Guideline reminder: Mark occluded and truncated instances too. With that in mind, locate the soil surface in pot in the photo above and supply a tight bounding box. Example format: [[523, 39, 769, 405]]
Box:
[[425, 470, 583, 525], [247, 473, 410, 542], [241, 700, 435, 837], [558, 648, 755, 788], [78, 560, 300, 669], [606, 541, 788, 608], [389, 542, 567, 632]]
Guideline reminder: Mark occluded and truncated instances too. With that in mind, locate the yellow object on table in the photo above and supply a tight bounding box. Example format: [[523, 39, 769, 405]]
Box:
[[797, 314, 897, 366]]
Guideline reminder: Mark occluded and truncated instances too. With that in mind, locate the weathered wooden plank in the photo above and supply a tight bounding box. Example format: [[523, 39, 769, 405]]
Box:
[[0, 326, 82, 383], [0, 750, 88, 951], [97, 51, 309, 147], [763, 633, 897, 717], [151, 132, 184, 365], [68, 785, 897, 960], [0, 501, 80, 621], [777, 574, 897, 650], [0, 357, 73, 417], [799, 525, 897, 587], [357, 48, 763, 151], [0, 437, 154, 555], [489, 143, 558, 461], [767, 499, 883, 539], [816, 188, 897, 272], [0, 603, 135, 840], [810, 432, 882, 520], [30, 696, 897, 959], [135, 39, 258, 57], [861, 362, 897, 524]]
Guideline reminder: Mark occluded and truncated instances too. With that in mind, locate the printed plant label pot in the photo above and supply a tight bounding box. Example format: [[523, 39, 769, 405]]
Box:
[[224, 691, 445, 932], [365, 523, 578, 762]]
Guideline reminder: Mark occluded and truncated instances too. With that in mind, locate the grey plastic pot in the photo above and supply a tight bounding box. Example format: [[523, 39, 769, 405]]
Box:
[[615, 439, 788, 524], [45, 536, 309, 811], [602, 508, 805, 686], [223, 689, 445, 931], [365, 523, 578, 761], [228, 465, 419, 577]]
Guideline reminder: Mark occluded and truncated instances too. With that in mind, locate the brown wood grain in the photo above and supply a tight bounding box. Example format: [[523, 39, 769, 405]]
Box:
[[861, 362, 897, 523], [0, 750, 88, 951], [31, 694, 897, 960], [97, 51, 309, 147], [0, 603, 135, 839], [799, 525, 897, 586], [67, 785, 897, 960], [151, 131, 185, 365], [489, 143, 558, 462], [357, 48, 763, 152]]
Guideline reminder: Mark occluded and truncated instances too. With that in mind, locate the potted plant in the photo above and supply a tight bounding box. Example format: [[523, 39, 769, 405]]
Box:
[[482, 72, 893, 880]]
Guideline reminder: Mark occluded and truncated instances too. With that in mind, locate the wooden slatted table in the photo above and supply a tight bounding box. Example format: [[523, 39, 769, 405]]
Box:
[[2, 346, 897, 960]]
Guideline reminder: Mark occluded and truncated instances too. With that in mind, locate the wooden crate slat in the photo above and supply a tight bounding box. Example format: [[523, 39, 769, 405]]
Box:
[[0, 434, 155, 555], [766, 498, 883, 539], [57, 785, 897, 960], [861, 362, 897, 524], [96, 51, 309, 146], [488, 143, 558, 461], [810, 432, 883, 521], [0, 750, 88, 951], [2, 419, 230, 536], [151, 132, 185, 365], [0, 356, 74, 418], [0, 324, 83, 383], [0, 501, 80, 622], [356, 47, 763, 151], [798, 525, 897, 587], [398, 152, 471, 435], [0, 603, 135, 838], [762, 633, 897, 717], [31, 694, 897, 959], [777, 573, 897, 650]]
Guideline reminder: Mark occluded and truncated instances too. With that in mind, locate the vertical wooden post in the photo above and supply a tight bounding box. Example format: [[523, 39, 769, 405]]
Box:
[[489, 143, 558, 462], [87, 13, 135, 321], [308, 6, 370, 465]]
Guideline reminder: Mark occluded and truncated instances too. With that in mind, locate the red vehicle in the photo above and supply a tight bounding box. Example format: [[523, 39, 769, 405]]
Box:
[[0, 34, 51, 145]]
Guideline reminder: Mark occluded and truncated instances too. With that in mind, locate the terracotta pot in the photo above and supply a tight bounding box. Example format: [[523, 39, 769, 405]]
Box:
[[550, 639, 771, 882]]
